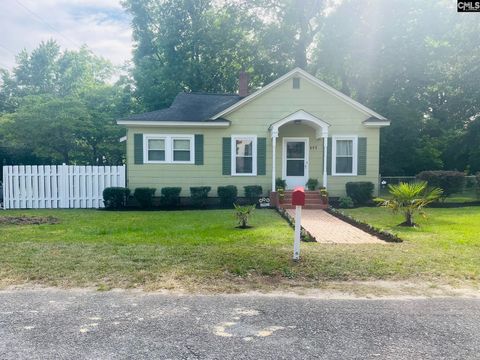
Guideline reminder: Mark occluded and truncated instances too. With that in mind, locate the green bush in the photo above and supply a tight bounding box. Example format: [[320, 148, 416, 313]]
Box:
[[275, 178, 286, 190], [338, 196, 354, 209], [134, 187, 156, 209], [161, 187, 182, 208], [190, 186, 211, 208], [102, 187, 130, 209], [217, 185, 238, 207], [345, 182, 375, 205], [244, 185, 263, 205], [416, 171, 465, 198], [306, 178, 319, 191]]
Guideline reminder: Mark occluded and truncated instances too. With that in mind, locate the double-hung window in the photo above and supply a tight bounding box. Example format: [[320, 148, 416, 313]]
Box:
[[172, 138, 192, 162], [147, 138, 166, 162], [332, 136, 357, 176], [144, 135, 194, 164], [232, 135, 257, 176]]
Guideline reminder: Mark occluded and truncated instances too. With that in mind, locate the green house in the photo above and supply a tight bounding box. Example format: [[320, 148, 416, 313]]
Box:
[[117, 68, 390, 199]]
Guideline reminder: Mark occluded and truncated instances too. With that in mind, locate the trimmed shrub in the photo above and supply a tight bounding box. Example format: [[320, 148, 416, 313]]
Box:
[[217, 185, 237, 207], [345, 181, 375, 206], [338, 196, 354, 209], [244, 185, 263, 205], [416, 171, 465, 198], [275, 178, 286, 190], [306, 178, 319, 191], [134, 187, 156, 209], [190, 186, 211, 208], [161, 187, 182, 208], [102, 187, 130, 210]]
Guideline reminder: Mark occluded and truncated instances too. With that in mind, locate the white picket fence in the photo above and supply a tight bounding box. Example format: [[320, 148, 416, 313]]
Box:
[[2, 165, 126, 209]]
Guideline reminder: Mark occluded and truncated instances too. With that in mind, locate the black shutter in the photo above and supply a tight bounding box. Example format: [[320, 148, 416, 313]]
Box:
[[222, 137, 231, 175], [358, 137, 367, 175], [257, 137, 266, 175], [134, 133, 143, 164], [326, 137, 332, 175], [194, 134, 204, 165]]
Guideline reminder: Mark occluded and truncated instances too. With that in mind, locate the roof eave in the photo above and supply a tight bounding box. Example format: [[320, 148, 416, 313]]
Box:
[[116, 120, 231, 128], [363, 118, 391, 127]]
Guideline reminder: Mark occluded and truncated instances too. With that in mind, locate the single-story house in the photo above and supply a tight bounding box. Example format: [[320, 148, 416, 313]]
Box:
[[117, 68, 390, 200]]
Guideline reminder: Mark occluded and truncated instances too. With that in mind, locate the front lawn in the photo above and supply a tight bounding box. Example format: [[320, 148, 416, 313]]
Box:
[[1, 207, 480, 291]]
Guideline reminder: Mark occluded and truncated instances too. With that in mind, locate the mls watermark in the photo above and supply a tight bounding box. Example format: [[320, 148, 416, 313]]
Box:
[[458, 1, 480, 12]]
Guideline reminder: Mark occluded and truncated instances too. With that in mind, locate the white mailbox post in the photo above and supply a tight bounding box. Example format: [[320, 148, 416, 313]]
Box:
[[291, 187, 305, 261]]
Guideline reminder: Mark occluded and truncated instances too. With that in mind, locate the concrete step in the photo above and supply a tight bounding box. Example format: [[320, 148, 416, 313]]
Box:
[[280, 204, 328, 210]]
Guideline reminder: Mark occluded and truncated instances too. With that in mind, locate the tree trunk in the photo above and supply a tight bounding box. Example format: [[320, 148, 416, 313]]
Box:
[[405, 211, 414, 227]]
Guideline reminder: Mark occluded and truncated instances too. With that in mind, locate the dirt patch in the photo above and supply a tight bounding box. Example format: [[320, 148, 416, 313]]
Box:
[[0, 215, 60, 226]]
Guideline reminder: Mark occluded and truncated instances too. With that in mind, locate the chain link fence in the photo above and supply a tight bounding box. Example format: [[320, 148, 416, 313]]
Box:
[[379, 175, 479, 202]]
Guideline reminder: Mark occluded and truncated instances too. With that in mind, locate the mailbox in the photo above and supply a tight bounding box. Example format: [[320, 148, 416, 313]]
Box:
[[291, 186, 305, 206]]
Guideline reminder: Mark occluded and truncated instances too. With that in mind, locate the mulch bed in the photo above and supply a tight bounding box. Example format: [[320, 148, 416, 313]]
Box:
[[0, 215, 60, 226]]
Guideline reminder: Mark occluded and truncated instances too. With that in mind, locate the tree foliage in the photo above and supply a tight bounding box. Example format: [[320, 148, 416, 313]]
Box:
[[1, 0, 479, 176], [0, 41, 135, 166]]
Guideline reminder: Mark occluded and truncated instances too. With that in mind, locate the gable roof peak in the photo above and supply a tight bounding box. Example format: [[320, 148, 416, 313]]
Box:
[[211, 67, 388, 122]]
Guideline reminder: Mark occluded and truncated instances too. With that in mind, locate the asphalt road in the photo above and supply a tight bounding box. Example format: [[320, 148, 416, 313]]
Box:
[[1, 289, 479, 359]]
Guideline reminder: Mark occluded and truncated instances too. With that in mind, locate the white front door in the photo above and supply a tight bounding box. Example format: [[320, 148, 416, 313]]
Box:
[[282, 138, 309, 189]]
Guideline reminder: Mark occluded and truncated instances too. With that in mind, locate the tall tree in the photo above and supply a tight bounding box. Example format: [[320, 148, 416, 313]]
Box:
[[0, 42, 132, 166], [124, 0, 263, 110]]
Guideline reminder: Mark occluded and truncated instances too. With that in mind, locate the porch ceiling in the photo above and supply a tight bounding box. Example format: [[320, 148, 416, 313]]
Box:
[[269, 109, 330, 139]]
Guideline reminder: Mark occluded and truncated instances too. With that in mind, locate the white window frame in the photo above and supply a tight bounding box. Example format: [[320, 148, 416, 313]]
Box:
[[332, 135, 358, 176], [231, 135, 257, 176], [143, 134, 195, 164]]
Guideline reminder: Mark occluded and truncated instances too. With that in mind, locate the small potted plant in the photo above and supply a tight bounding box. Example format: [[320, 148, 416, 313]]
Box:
[[319, 187, 328, 205], [306, 178, 319, 191], [275, 178, 286, 202]]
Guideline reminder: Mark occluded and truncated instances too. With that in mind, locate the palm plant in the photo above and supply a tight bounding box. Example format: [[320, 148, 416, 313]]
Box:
[[375, 182, 442, 227], [233, 203, 256, 228]]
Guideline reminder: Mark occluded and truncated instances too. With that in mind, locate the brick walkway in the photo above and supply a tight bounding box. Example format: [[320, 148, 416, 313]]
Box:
[[286, 209, 384, 244]]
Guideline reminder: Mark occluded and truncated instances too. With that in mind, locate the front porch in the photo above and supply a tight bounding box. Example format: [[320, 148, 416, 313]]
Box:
[[268, 110, 329, 207], [277, 190, 328, 210]]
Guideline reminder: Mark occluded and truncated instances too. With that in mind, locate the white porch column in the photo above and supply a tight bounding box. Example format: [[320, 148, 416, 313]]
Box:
[[322, 131, 328, 189], [271, 129, 278, 192]]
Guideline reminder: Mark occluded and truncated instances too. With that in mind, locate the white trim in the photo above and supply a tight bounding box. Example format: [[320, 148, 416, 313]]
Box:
[[332, 135, 358, 176], [271, 136, 277, 192], [117, 120, 230, 128], [231, 135, 257, 176], [143, 134, 195, 164], [270, 109, 330, 139], [363, 120, 391, 127], [211, 68, 388, 121], [282, 137, 309, 189]]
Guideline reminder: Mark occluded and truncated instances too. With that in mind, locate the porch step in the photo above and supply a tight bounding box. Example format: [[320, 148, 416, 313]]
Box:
[[279, 190, 328, 209], [280, 204, 329, 210]]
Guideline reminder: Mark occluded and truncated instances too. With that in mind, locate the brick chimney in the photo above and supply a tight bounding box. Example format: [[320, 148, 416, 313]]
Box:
[[239, 71, 249, 97]]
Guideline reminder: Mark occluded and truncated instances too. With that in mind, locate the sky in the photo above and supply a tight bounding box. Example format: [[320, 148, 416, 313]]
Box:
[[0, 0, 132, 71]]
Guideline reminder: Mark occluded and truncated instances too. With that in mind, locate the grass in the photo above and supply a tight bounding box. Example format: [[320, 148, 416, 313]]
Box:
[[1, 207, 480, 292]]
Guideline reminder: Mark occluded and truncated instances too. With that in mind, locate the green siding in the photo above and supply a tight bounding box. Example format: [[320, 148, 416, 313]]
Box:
[[222, 137, 231, 175], [257, 137, 266, 175], [358, 137, 367, 175], [134, 133, 143, 165], [124, 74, 382, 197], [194, 134, 204, 165]]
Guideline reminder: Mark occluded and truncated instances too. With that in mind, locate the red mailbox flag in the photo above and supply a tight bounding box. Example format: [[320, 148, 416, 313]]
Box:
[[292, 186, 305, 206]]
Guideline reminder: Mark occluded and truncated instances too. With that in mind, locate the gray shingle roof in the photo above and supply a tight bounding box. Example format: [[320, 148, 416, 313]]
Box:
[[121, 92, 241, 122]]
